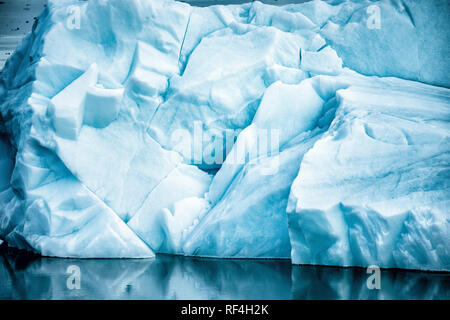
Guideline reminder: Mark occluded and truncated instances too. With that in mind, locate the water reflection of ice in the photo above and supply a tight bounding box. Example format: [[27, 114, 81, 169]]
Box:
[[291, 266, 450, 300], [0, 249, 448, 300]]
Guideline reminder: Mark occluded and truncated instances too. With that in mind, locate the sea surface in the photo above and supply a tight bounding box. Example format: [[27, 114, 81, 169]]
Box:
[[1, 248, 449, 300]]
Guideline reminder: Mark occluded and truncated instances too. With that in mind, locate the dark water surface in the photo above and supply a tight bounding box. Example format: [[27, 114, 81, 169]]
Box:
[[0, 248, 449, 300]]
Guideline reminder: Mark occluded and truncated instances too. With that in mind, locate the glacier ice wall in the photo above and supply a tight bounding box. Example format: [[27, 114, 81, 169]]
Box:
[[286, 74, 450, 271], [0, 0, 448, 270]]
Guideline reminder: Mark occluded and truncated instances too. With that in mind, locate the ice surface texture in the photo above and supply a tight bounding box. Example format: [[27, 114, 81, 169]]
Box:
[[0, 0, 448, 270]]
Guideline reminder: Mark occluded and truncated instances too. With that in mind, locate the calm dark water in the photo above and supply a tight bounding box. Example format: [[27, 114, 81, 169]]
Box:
[[0, 248, 449, 300]]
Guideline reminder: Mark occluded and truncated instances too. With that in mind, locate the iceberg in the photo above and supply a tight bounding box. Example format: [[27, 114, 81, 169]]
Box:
[[287, 74, 450, 271], [0, 0, 448, 271]]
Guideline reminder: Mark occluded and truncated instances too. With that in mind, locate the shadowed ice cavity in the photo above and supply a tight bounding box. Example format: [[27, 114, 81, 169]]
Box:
[[0, 249, 448, 300]]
